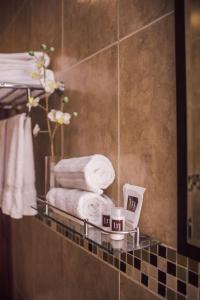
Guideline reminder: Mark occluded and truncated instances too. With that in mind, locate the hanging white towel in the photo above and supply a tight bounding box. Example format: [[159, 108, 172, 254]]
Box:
[[46, 188, 114, 226], [1, 113, 37, 218], [0, 119, 6, 206], [22, 117, 37, 216], [54, 154, 115, 194]]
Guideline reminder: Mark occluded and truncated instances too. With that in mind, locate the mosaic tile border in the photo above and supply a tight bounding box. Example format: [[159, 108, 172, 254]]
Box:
[[35, 214, 200, 300]]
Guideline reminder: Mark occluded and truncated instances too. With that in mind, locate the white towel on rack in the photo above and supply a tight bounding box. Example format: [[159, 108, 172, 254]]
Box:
[[54, 155, 115, 194], [0, 119, 6, 206], [0, 52, 50, 68], [0, 69, 55, 89], [46, 188, 114, 226], [1, 113, 37, 218]]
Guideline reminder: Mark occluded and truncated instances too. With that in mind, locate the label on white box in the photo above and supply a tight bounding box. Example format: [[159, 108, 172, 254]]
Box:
[[123, 184, 145, 229]]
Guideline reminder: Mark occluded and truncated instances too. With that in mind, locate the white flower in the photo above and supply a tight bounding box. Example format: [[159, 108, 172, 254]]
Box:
[[48, 109, 71, 125], [55, 111, 71, 125], [63, 112, 71, 124], [44, 80, 59, 94], [27, 96, 40, 111], [48, 109, 56, 122], [33, 124, 40, 137], [73, 112, 78, 117]]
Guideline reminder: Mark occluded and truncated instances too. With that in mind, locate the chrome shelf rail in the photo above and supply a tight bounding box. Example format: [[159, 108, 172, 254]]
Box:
[[35, 197, 140, 247], [0, 82, 44, 90]]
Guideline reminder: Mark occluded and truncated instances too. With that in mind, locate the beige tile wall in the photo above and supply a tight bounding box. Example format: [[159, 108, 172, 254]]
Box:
[[0, 0, 176, 252], [0, 4, 177, 299]]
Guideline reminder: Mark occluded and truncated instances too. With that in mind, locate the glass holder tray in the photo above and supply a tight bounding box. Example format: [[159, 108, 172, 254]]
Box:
[[33, 197, 159, 254]]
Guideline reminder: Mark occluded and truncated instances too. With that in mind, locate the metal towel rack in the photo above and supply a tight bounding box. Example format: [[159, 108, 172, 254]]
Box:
[[0, 81, 45, 110]]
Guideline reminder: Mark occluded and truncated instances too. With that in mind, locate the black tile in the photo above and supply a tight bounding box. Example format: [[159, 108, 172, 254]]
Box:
[[134, 257, 141, 270], [177, 280, 187, 295], [167, 261, 176, 276], [188, 271, 198, 287], [158, 283, 166, 297], [120, 261, 126, 273], [158, 245, 166, 258], [158, 270, 166, 284], [150, 253, 157, 267], [141, 273, 148, 287], [88, 242, 93, 252]]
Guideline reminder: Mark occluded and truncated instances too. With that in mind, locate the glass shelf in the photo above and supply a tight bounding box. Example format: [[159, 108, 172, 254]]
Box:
[[35, 201, 159, 255]]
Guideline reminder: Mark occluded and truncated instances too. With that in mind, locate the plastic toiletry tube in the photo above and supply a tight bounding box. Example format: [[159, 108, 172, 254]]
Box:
[[123, 183, 146, 230], [110, 207, 125, 240]]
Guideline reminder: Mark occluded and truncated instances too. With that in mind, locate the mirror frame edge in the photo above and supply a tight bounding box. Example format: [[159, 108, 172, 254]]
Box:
[[175, 0, 200, 261]]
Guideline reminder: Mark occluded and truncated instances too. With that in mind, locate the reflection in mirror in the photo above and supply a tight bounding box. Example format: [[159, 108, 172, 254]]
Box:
[[185, 0, 200, 247]]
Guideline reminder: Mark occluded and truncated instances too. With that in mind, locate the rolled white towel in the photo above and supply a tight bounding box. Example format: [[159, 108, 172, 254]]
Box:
[[46, 188, 114, 226], [54, 154, 115, 194]]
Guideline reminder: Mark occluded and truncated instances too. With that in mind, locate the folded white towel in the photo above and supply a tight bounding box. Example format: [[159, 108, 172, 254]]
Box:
[[0, 119, 6, 206], [1, 113, 37, 218], [54, 155, 115, 194], [46, 188, 114, 226], [0, 69, 55, 90], [0, 52, 50, 68]]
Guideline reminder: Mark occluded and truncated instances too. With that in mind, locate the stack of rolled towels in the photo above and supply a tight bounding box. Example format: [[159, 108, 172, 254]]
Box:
[[46, 154, 115, 226]]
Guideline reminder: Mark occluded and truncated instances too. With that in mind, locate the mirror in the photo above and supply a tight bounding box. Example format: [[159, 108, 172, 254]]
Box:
[[176, 0, 200, 260]]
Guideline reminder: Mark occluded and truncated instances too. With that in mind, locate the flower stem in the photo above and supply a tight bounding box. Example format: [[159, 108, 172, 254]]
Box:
[[38, 104, 47, 112], [45, 95, 54, 158]]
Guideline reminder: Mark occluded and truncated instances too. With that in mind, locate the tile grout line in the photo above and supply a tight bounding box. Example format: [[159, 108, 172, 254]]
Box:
[[117, 1, 121, 297], [117, 0, 120, 210], [63, 40, 118, 73], [62, 10, 174, 75], [119, 10, 174, 43], [61, 0, 64, 157]]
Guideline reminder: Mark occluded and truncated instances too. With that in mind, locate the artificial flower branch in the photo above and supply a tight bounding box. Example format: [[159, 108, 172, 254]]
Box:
[[28, 44, 78, 158]]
